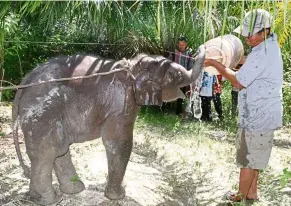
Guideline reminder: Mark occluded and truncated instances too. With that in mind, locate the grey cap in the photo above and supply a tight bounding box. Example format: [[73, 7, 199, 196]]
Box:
[[234, 9, 272, 37]]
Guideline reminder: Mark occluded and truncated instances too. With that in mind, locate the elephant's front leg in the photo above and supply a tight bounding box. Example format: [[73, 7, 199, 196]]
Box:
[[102, 123, 133, 200]]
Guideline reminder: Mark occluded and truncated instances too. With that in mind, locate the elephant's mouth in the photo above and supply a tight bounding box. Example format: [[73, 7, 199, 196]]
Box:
[[162, 88, 185, 102], [178, 89, 186, 99]]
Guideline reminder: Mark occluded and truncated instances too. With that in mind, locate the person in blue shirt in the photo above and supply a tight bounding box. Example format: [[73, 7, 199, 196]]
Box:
[[199, 71, 217, 121]]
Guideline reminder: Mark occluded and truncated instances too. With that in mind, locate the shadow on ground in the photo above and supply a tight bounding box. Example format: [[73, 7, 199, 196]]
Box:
[[273, 138, 291, 149]]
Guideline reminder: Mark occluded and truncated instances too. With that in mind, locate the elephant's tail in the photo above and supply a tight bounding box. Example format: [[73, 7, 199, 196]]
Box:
[[12, 91, 30, 178]]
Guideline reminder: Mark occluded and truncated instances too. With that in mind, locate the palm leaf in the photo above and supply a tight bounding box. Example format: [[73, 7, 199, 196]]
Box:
[[275, 1, 291, 46]]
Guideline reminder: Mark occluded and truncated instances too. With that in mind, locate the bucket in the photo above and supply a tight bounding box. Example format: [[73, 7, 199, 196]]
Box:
[[204, 34, 244, 75]]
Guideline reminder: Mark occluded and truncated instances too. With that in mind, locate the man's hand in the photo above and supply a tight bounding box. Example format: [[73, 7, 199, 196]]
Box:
[[204, 59, 225, 69], [204, 58, 244, 90], [239, 56, 247, 65], [204, 59, 215, 67]]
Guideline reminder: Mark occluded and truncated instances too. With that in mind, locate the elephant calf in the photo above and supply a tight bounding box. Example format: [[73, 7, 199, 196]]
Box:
[[13, 46, 205, 205]]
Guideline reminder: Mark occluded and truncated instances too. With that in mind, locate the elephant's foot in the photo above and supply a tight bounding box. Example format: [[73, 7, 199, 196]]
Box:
[[60, 180, 85, 194], [105, 186, 125, 200], [30, 188, 62, 205]]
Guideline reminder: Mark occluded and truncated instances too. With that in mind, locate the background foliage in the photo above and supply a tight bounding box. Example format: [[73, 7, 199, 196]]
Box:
[[0, 0, 290, 125]]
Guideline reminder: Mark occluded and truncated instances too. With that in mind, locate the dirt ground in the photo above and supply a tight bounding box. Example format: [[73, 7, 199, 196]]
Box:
[[0, 103, 291, 206]]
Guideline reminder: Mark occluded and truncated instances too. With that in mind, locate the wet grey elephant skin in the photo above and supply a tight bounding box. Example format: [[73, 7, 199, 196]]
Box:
[[12, 45, 205, 205]]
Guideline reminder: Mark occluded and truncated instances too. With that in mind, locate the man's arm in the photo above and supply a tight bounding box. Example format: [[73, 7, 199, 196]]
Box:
[[204, 59, 244, 89]]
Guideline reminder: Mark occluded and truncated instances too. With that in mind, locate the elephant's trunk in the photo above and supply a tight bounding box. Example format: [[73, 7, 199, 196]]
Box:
[[179, 44, 206, 87]]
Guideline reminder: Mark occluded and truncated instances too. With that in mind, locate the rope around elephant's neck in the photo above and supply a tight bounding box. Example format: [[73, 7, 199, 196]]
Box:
[[0, 67, 136, 91]]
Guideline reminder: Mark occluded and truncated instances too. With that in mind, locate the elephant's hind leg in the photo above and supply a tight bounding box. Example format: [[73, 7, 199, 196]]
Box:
[[29, 155, 62, 205], [54, 149, 85, 194]]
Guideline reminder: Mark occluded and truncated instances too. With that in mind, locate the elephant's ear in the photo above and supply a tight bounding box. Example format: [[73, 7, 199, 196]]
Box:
[[162, 67, 185, 102], [134, 59, 163, 106]]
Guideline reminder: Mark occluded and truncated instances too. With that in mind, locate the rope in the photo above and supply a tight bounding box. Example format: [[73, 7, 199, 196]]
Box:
[[164, 49, 223, 61], [0, 67, 136, 91], [4, 40, 224, 62], [0, 80, 16, 87], [4, 40, 223, 61], [4, 40, 127, 46]]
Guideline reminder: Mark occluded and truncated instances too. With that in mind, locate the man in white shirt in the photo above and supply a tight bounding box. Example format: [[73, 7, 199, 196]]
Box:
[[204, 9, 283, 202]]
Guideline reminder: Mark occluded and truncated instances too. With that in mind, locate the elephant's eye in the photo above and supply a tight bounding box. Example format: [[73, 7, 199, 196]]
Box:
[[177, 71, 183, 79]]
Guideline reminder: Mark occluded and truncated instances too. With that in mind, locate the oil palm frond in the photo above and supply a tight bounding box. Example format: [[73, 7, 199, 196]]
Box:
[[275, 2, 291, 46]]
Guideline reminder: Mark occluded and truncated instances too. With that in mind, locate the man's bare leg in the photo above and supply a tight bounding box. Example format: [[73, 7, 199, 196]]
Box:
[[230, 168, 256, 201], [246, 169, 259, 199]]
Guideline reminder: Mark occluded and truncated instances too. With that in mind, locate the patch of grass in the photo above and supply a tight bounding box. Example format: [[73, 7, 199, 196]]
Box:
[[257, 168, 284, 204], [70, 175, 81, 182], [137, 83, 239, 139], [137, 106, 181, 133], [279, 168, 291, 187]]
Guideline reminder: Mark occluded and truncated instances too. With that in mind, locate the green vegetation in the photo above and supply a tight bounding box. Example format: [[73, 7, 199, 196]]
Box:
[[0, 1, 290, 125], [280, 168, 291, 187], [70, 175, 81, 182]]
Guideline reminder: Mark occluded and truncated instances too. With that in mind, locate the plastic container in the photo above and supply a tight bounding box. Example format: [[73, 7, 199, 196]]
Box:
[[204, 34, 244, 75]]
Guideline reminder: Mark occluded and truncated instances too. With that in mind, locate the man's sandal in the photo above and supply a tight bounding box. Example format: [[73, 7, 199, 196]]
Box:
[[224, 191, 243, 202], [224, 191, 259, 203]]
